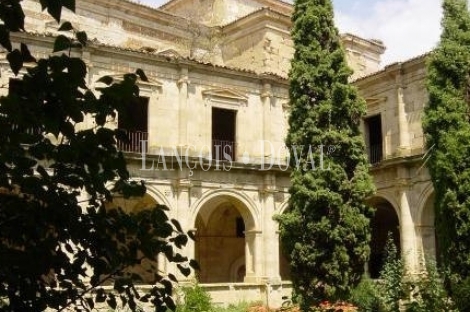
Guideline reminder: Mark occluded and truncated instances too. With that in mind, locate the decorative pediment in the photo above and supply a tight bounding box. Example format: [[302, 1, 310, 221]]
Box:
[[365, 97, 387, 106], [157, 49, 181, 59], [202, 88, 248, 108]]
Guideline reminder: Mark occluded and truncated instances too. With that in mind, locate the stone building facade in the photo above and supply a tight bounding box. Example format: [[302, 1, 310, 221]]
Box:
[[0, 0, 435, 307]]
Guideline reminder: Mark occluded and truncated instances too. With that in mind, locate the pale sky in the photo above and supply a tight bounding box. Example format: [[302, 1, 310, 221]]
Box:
[[136, 0, 444, 66]]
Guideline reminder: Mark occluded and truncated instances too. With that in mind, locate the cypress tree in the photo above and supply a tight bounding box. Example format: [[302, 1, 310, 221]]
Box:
[[276, 0, 374, 307], [424, 0, 470, 288]]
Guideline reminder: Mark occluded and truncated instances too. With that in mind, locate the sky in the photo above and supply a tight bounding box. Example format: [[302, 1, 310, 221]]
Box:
[[136, 0, 443, 66]]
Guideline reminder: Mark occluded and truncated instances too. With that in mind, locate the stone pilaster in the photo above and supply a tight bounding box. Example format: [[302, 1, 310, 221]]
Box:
[[178, 66, 189, 146], [261, 81, 272, 143], [396, 69, 410, 155]]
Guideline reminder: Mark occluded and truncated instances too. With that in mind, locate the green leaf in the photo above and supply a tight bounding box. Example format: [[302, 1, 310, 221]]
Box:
[[62, 0, 76, 12], [97, 75, 114, 85], [189, 259, 200, 270], [187, 229, 196, 240], [76, 31, 87, 47], [168, 274, 178, 282], [53, 35, 71, 52], [170, 219, 183, 232], [7, 49, 23, 75], [0, 25, 12, 51], [107, 294, 117, 310], [68, 58, 87, 80], [136, 68, 148, 82], [58, 21, 73, 31], [21, 43, 36, 63], [177, 264, 191, 277], [86, 297, 94, 310], [46, 1, 62, 22], [95, 288, 106, 303]]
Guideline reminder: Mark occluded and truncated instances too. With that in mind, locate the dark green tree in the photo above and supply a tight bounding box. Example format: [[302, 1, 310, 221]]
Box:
[[423, 0, 470, 303], [276, 0, 374, 307], [0, 1, 195, 311]]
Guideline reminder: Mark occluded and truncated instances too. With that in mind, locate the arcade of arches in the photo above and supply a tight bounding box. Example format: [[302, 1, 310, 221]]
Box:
[[104, 187, 439, 285]]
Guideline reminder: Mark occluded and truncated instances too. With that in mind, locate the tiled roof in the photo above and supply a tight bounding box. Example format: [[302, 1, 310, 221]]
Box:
[[13, 31, 288, 82]]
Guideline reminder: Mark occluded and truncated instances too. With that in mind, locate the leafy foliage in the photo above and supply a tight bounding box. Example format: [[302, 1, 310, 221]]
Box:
[[0, 1, 193, 311], [423, 0, 470, 294], [350, 278, 380, 312], [378, 235, 405, 312], [176, 284, 213, 312], [275, 0, 374, 307], [351, 237, 456, 312]]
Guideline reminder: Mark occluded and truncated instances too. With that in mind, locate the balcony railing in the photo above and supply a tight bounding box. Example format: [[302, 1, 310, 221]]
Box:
[[117, 130, 148, 153], [212, 139, 235, 161], [367, 144, 383, 165]]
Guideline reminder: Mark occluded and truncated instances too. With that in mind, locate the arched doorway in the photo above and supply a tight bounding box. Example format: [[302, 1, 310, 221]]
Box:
[[278, 204, 292, 281], [194, 195, 256, 283], [368, 197, 401, 278]]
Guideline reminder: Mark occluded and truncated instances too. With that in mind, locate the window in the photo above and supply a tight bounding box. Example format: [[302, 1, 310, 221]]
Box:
[[236, 217, 245, 238], [364, 114, 383, 164], [8, 78, 41, 137], [212, 107, 236, 161], [117, 96, 149, 153]]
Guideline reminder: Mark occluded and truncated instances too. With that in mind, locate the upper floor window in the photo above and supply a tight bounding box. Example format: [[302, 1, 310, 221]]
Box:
[[364, 114, 383, 165], [212, 107, 236, 161], [117, 96, 149, 153], [8, 78, 41, 137]]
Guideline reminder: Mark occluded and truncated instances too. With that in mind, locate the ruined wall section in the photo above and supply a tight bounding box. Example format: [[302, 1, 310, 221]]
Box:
[[20, 0, 218, 61], [220, 10, 293, 76], [342, 33, 386, 80], [160, 0, 292, 26]]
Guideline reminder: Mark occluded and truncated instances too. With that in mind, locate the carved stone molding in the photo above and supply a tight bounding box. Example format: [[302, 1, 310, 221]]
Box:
[[202, 87, 248, 109]]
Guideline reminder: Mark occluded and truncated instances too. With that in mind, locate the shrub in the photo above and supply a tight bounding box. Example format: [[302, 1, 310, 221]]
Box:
[[377, 234, 405, 312], [177, 284, 213, 312], [350, 278, 380, 312], [451, 277, 470, 312]]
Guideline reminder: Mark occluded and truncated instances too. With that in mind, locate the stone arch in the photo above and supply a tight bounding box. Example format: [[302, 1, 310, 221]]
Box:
[[416, 183, 434, 226], [189, 189, 259, 231], [145, 185, 173, 210], [373, 190, 401, 223], [278, 199, 290, 215], [191, 189, 259, 283], [367, 195, 401, 278], [229, 256, 246, 283], [277, 200, 291, 281]]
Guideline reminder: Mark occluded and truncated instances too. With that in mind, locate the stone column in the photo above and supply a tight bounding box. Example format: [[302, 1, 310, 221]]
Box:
[[399, 186, 417, 273], [262, 174, 281, 283], [174, 179, 195, 281], [244, 230, 256, 281], [254, 230, 263, 281], [178, 66, 189, 146], [396, 69, 410, 154]]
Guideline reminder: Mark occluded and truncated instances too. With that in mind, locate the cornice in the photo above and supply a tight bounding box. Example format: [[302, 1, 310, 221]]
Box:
[[341, 33, 386, 55], [353, 53, 429, 87], [160, 0, 292, 16], [8, 31, 288, 85], [222, 7, 290, 35]]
